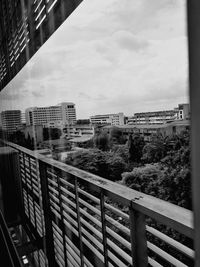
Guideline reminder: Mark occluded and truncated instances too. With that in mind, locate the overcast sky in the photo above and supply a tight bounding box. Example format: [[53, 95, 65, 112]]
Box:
[[0, 0, 188, 119]]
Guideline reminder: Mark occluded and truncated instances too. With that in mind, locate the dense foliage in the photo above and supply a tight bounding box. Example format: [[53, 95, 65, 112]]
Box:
[[94, 133, 110, 151], [43, 127, 62, 140], [5, 130, 35, 150], [65, 148, 127, 181], [122, 131, 191, 209], [63, 128, 192, 267], [65, 128, 191, 209]]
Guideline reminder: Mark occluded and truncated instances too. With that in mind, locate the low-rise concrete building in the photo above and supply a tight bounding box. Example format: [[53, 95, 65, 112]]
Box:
[[128, 110, 177, 125], [90, 112, 124, 126], [70, 124, 95, 138], [127, 104, 190, 125], [102, 120, 190, 142]]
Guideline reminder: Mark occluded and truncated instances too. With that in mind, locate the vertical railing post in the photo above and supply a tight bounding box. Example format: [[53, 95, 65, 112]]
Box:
[[187, 1, 200, 266], [23, 153, 31, 220], [29, 157, 37, 229], [0, 147, 23, 225], [74, 177, 84, 267], [56, 171, 68, 266], [39, 161, 57, 267], [129, 202, 148, 267], [100, 191, 109, 267]]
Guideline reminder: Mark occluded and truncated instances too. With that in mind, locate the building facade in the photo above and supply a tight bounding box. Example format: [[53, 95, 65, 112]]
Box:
[[0, 110, 22, 132], [128, 104, 190, 125], [102, 120, 190, 142], [128, 110, 177, 125], [25, 102, 76, 127], [70, 124, 95, 138], [176, 103, 190, 120], [90, 112, 124, 126]]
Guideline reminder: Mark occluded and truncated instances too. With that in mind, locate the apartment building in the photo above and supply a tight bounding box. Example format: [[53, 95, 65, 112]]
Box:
[[90, 112, 124, 126], [25, 102, 76, 127], [0, 110, 22, 132]]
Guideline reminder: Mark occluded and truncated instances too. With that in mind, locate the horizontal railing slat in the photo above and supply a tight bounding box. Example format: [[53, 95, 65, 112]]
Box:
[[61, 190, 132, 250], [146, 225, 195, 259], [148, 257, 163, 267], [147, 241, 188, 267]]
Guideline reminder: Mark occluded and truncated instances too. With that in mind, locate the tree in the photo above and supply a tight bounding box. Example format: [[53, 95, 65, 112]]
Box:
[[9, 130, 26, 146], [106, 153, 127, 181], [121, 144, 191, 209], [43, 128, 62, 140], [24, 133, 34, 150], [127, 134, 145, 163], [66, 149, 109, 178], [94, 133, 110, 151], [109, 127, 126, 145], [121, 164, 163, 195], [65, 148, 128, 181], [112, 144, 129, 162], [76, 119, 90, 125], [159, 146, 191, 209], [142, 133, 170, 163], [142, 131, 190, 164]]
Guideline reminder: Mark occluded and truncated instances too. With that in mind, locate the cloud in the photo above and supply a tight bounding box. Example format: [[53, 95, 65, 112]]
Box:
[[32, 91, 44, 98], [0, 93, 21, 101], [78, 92, 92, 100], [0, 0, 188, 118], [113, 30, 148, 51]]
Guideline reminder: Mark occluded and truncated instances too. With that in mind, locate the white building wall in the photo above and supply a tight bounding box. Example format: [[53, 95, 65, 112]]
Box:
[[60, 102, 76, 124], [25, 103, 76, 127], [90, 113, 124, 126]]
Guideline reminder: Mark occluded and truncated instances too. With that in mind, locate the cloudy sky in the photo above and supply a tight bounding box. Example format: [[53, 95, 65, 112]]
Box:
[[0, 0, 188, 119]]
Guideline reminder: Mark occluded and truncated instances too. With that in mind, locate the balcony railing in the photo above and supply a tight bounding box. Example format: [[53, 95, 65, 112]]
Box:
[[1, 141, 194, 267], [0, 209, 23, 267]]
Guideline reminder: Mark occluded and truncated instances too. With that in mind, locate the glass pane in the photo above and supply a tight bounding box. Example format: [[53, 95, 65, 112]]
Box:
[[0, 1, 192, 267]]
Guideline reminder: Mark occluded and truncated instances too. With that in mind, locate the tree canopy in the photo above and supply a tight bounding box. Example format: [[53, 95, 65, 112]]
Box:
[[64, 129, 191, 209], [122, 131, 191, 209], [43, 127, 62, 140]]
